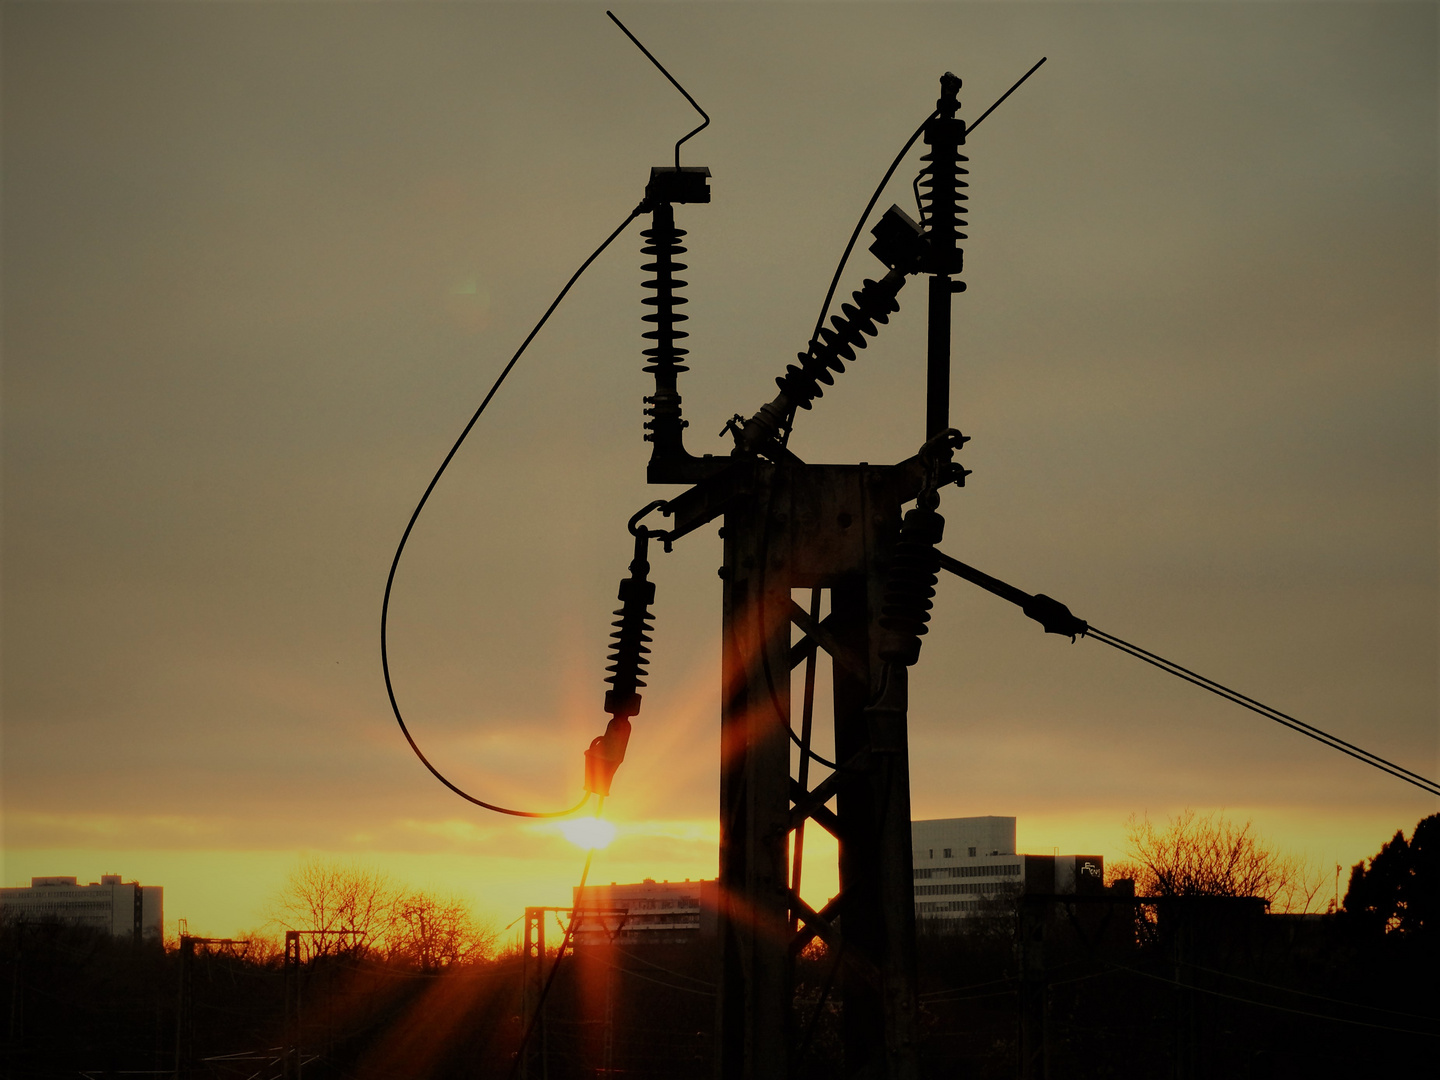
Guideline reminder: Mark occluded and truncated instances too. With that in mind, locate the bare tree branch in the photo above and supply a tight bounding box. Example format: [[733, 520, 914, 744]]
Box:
[[1123, 810, 1325, 914]]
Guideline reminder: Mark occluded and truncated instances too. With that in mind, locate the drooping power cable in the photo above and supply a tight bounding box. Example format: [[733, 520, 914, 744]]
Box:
[[789, 726, 841, 771], [381, 206, 644, 818]]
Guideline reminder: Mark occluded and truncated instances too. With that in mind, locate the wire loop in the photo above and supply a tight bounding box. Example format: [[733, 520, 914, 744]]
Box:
[[380, 207, 642, 819]]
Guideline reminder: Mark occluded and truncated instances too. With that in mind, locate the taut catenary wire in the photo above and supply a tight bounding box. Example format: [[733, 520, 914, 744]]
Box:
[[1086, 627, 1440, 797]]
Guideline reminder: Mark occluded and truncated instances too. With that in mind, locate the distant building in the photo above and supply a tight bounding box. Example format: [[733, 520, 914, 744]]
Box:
[[572, 878, 719, 946], [912, 817, 1103, 923], [568, 820, 1106, 940], [0, 875, 163, 942]]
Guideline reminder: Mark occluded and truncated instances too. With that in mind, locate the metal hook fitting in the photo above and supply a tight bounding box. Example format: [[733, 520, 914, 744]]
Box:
[[628, 499, 676, 551]]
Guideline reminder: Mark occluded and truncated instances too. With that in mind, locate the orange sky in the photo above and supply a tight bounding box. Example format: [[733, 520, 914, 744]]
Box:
[[3, 3, 1435, 939]]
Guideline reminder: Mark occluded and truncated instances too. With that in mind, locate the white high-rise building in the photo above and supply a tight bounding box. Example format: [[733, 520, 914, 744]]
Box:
[[912, 817, 1103, 923], [913, 816, 1024, 918], [0, 875, 163, 942]]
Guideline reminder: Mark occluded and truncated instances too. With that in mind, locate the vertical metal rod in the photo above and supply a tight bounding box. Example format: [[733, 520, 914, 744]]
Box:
[[295, 951, 303, 1080], [602, 959, 616, 1077], [538, 915, 549, 1080], [173, 936, 190, 1080], [521, 910, 534, 1080], [520, 907, 552, 1080], [870, 665, 921, 1080], [926, 277, 952, 439], [283, 932, 299, 1080], [831, 578, 878, 1074], [789, 586, 824, 921], [1018, 898, 1057, 1080]]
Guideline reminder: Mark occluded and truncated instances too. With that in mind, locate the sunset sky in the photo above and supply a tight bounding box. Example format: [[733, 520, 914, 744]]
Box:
[[4, 2, 1436, 941]]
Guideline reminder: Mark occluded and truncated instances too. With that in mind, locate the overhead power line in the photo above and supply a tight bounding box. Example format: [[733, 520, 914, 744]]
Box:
[[1083, 627, 1440, 797], [937, 551, 1440, 798]]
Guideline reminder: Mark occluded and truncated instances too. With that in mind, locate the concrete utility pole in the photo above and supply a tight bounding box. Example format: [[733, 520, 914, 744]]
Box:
[[627, 74, 971, 1080]]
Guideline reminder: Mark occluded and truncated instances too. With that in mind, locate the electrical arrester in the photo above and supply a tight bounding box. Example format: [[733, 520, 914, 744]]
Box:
[[584, 529, 657, 796]]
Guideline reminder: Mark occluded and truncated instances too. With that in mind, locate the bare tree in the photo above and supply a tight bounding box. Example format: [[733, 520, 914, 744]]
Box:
[[268, 859, 400, 957], [268, 860, 496, 968], [388, 890, 497, 971], [230, 929, 283, 965], [1115, 810, 1326, 914]]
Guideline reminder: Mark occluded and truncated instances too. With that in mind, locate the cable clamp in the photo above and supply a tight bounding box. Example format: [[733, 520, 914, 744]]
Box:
[[917, 427, 971, 504], [1022, 594, 1088, 642], [585, 717, 632, 797]]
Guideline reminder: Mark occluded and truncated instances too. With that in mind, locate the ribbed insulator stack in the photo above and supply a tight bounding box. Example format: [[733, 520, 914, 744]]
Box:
[[917, 146, 968, 259], [641, 204, 690, 447], [877, 506, 946, 667], [603, 563, 656, 720], [918, 73, 967, 276], [775, 270, 906, 410]]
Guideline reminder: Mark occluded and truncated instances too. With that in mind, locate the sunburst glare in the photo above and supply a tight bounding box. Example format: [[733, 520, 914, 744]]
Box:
[[560, 815, 617, 850]]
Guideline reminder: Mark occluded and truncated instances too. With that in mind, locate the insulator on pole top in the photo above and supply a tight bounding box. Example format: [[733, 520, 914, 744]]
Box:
[[918, 72, 968, 276], [640, 203, 692, 451]]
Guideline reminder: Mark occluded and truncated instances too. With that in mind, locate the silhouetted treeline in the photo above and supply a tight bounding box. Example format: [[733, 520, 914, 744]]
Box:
[[0, 921, 528, 1080], [905, 891, 1437, 1080], [901, 814, 1438, 1079], [3, 817, 1435, 1079], [6, 907, 1433, 1080]]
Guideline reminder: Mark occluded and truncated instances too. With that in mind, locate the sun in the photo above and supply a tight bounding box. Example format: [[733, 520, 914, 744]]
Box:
[[559, 815, 617, 851]]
